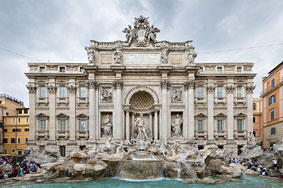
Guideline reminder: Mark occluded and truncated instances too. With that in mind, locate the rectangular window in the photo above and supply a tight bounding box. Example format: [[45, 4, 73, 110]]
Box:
[[80, 87, 87, 98], [4, 118, 7, 123], [26, 118, 29, 123], [25, 128, 29, 132], [59, 67, 65, 72], [13, 118, 16, 124], [216, 87, 223, 98], [271, 127, 276, 135], [12, 128, 16, 132], [4, 138, 8, 143], [270, 109, 275, 121], [217, 119, 223, 132], [40, 87, 46, 98], [59, 87, 67, 98], [17, 128, 21, 132], [253, 103, 256, 110], [60, 120, 66, 131], [236, 87, 242, 97], [4, 129, 7, 132], [80, 120, 86, 131], [217, 67, 222, 73], [39, 67, 45, 72], [253, 117, 256, 123], [269, 94, 276, 105], [18, 138, 20, 143], [237, 119, 243, 131], [80, 67, 84, 72], [271, 78, 275, 89], [198, 120, 203, 131], [18, 118, 21, 123], [26, 138, 28, 143], [197, 87, 204, 98], [237, 67, 242, 72], [11, 138, 16, 143], [39, 120, 46, 131]]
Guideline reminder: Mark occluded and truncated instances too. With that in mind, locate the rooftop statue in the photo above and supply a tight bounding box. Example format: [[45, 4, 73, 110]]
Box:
[[122, 15, 160, 47]]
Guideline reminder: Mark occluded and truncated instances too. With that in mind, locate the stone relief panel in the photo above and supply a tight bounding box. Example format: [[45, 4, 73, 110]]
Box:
[[171, 88, 182, 103], [171, 112, 183, 137], [101, 112, 113, 137], [101, 87, 112, 103]]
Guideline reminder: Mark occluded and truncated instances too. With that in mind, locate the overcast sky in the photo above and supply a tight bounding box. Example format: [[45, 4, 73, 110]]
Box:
[[0, 0, 282, 107]]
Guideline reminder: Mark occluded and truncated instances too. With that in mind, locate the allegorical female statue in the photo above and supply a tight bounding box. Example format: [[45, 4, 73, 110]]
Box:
[[172, 114, 183, 137], [102, 114, 112, 137]]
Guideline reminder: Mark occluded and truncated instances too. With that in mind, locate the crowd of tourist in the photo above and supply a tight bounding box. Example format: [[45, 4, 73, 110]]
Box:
[[228, 158, 283, 178], [0, 157, 41, 180]]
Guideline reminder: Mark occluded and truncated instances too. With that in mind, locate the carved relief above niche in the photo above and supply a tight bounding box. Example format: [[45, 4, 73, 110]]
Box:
[[171, 88, 182, 103], [101, 87, 112, 103]]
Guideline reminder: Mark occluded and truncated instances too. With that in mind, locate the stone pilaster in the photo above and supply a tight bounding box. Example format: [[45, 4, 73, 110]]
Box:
[[154, 110, 158, 140], [88, 80, 97, 141], [161, 80, 170, 140], [246, 84, 255, 134], [183, 85, 188, 140], [113, 79, 123, 140], [207, 85, 215, 141], [68, 84, 76, 141], [26, 84, 36, 143], [226, 85, 234, 140], [47, 81, 56, 143], [95, 86, 99, 139]]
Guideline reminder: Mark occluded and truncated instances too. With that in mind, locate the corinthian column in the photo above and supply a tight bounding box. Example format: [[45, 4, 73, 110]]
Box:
[[68, 84, 76, 141], [246, 84, 255, 134], [185, 80, 195, 139], [161, 80, 169, 140], [226, 85, 234, 140], [207, 85, 215, 141], [47, 82, 56, 142], [88, 80, 96, 141], [113, 79, 123, 140], [26, 84, 36, 144]]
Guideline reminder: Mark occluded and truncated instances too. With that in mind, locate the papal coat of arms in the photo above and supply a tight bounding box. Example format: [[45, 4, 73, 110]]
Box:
[[122, 15, 160, 47]]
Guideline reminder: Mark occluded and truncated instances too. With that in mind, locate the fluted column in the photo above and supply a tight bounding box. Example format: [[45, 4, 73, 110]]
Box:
[[88, 80, 96, 141], [132, 113, 135, 139], [113, 80, 123, 140], [47, 82, 56, 142], [186, 80, 195, 139], [226, 85, 234, 140], [161, 80, 169, 140], [68, 84, 76, 141], [26, 84, 36, 143], [207, 85, 215, 141]]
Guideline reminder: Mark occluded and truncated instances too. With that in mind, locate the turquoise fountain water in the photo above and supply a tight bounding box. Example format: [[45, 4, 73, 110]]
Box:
[[1, 176, 282, 188]]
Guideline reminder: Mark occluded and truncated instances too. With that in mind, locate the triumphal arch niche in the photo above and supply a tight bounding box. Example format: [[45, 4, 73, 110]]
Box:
[[84, 15, 199, 144]]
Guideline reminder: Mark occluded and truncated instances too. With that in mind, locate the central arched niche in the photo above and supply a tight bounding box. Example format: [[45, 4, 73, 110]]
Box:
[[129, 91, 154, 110]]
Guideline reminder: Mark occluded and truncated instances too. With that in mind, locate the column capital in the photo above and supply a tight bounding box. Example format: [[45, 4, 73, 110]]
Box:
[[47, 84, 56, 93], [226, 85, 235, 94], [206, 85, 215, 93], [160, 80, 171, 90], [113, 79, 123, 89], [26, 85, 36, 93], [87, 80, 98, 89], [68, 85, 77, 93], [184, 80, 195, 90], [245, 85, 255, 94]]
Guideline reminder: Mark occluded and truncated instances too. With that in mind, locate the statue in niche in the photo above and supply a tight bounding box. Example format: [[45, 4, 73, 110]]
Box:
[[134, 115, 151, 142], [102, 114, 112, 137], [101, 88, 112, 102], [122, 25, 136, 45], [113, 48, 123, 64], [171, 114, 183, 137], [171, 88, 182, 102], [187, 49, 197, 65], [85, 47, 95, 64], [160, 46, 168, 64]]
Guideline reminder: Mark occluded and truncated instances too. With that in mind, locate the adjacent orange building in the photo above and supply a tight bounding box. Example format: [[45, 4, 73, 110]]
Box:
[[261, 62, 283, 148], [253, 98, 263, 145]]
